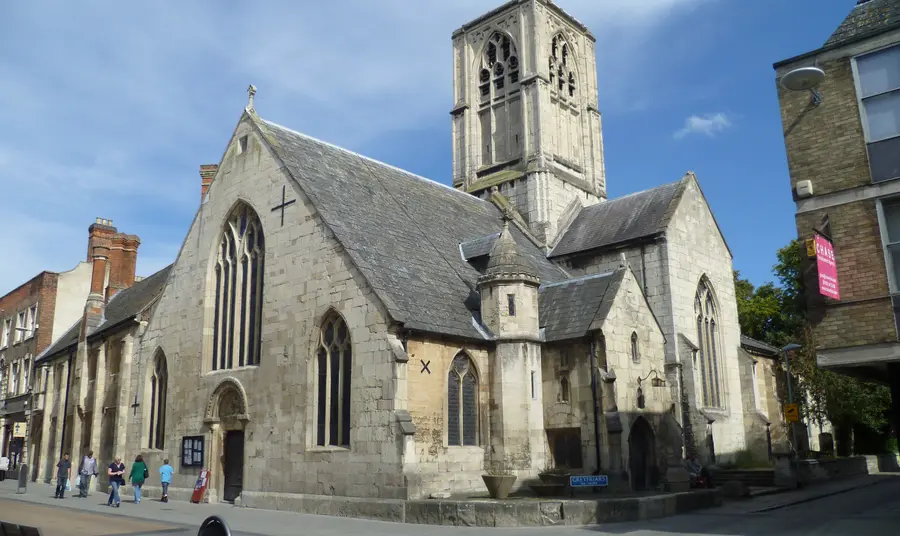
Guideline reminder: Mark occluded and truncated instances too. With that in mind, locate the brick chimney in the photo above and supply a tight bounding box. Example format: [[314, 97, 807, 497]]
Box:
[[85, 217, 142, 304], [200, 164, 218, 201]]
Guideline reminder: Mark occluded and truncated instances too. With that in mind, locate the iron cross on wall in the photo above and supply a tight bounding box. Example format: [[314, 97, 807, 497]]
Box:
[[271, 185, 297, 226]]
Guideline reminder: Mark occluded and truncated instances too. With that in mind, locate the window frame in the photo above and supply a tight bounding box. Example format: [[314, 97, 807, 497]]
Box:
[[314, 313, 352, 449], [0, 318, 9, 348], [851, 43, 900, 183], [876, 196, 900, 294], [446, 353, 480, 447]]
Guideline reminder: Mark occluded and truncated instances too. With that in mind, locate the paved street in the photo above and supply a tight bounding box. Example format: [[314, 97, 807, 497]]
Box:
[[1, 475, 899, 535]]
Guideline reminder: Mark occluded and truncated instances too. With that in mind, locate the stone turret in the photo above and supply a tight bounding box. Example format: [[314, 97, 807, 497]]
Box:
[[477, 210, 545, 478], [477, 212, 540, 340]]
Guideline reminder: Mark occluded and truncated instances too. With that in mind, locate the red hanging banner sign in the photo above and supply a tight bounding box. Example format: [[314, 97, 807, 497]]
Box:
[[815, 233, 840, 300]]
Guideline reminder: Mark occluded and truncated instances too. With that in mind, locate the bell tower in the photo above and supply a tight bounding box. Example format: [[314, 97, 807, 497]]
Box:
[[450, 0, 607, 244]]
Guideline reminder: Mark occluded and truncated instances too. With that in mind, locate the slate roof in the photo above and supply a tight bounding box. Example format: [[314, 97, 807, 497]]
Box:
[[483, 222, 538, 279], [89, 264, 172, 339], [35, 320, 81, 365], [256, 117, 568, 340], [824, 0, 900, 48], [460, 232, 501, 260], [549, 179, 686, 258], [35, 265, 172, 365], [740, 335, 780, 357], [538, 269, 624, 342]]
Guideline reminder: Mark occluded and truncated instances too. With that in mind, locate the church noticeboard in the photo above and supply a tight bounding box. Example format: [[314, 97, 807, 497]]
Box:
[[182, 436, 205, 468], [814, 233, 840, 300]]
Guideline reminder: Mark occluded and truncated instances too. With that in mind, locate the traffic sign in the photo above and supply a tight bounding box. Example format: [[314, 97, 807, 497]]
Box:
[[12, 423, 27, 438], [570, 475, 608, 487], [784, 403, 800, 423]]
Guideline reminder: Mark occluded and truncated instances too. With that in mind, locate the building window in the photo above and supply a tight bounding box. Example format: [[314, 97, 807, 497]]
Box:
[[316, 313, 352, 447], [560, 376, 570, 402], [631, 332, 640, 363], [854, 44, 900, 183], [10, 362, 18, 395], [507, 294, 516, 316], [695, 278, 723, 408], [239, 135, 249, 154], [879, 197, 900, 292], [211, 204, 265, 371], [15, 312, 25, 344], [448, 353, 478, 446], [148, 352, 168, 450], [26, 305, 37, 339], [23, 357, 30, 392], [0, 319, 9, 348]]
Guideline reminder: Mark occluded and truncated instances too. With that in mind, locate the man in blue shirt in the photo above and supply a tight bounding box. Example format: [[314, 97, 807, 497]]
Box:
[[159, 459, 174, 503]]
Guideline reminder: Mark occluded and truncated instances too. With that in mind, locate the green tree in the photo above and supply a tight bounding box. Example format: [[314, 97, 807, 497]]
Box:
[[735, 240, 892, 453]]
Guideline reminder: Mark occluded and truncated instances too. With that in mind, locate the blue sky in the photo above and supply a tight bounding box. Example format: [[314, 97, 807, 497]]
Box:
[[0, 0, 856, 294]]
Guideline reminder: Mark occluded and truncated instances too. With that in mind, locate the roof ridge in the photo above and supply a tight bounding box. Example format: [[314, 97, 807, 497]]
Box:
[[259, 118, 482, 203], [539, 269, 618, 289], [604, 178, 682, 204]]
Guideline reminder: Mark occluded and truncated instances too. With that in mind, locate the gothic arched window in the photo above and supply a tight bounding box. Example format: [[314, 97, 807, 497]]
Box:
[[148, 352, 168, 449], [631, 332, 640, 363], [478, 31, 522, 166], [560, 376, 570, 403], [695, 279, 722, 408], [448, 353, 478, 446], [316, 313, 352, 447], [212, 204, 265, 371], [550, 35, 576, 98]]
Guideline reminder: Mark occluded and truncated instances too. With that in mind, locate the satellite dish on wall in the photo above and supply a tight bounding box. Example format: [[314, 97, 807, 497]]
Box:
[[781, 66, 826, 106]]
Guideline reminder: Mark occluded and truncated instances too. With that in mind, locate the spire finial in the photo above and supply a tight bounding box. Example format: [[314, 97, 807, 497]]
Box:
[[501, 205, 515, 226], [247, 84, 257, 111]]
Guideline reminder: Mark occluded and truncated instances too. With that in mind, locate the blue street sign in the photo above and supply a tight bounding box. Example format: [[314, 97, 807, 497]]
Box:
[[569, 474, 608, 487]]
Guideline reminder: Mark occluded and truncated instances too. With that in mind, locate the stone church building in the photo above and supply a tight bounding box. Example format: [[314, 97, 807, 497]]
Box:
[[32, 0, 787, 506]]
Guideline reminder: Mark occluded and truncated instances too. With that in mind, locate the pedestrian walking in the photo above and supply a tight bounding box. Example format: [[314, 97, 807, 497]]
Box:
[[54, 453, 72, 499], [129, 454, 148, 504], [158, 458, 174, 503], [77, 450, 98, 498], [107, 456, 126, 507]]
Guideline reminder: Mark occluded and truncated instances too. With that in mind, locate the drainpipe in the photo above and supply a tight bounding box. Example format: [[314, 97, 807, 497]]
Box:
[[640, 244, 648, 295], [589, 340, 603, 473], [58, 351, 74, 464]]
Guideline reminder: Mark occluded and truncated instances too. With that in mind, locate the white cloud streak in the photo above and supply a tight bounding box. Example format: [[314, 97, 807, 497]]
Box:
[[673, 113, 732, 140]]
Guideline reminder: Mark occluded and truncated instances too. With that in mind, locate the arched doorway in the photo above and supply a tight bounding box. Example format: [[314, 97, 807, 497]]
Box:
[[629, 417, 657, 492], [205, 379, 249, 503]]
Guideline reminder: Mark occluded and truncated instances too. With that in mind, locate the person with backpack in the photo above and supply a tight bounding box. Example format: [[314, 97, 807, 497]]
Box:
[[129, 454, 149, 504]]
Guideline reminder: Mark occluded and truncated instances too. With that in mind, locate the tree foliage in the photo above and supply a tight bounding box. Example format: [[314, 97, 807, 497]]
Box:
[[735, 240, 891, 446]]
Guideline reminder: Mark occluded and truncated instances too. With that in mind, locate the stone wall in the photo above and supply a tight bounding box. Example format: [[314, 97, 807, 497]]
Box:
[[404, 337, 490, 498], [130, 115, 405, 502]]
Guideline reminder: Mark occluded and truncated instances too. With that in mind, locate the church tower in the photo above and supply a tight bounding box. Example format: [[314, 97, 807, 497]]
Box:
[[451, 0, 607, 244]]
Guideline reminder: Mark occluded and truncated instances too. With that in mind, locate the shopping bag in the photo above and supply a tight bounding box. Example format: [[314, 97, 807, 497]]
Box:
[[65, 478, 72, 492], [74, 474, 82, 489]]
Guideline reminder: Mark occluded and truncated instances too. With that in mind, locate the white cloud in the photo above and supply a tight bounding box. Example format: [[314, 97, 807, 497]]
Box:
[[0, 0, 715, 293], [673, 113, 732, 140]]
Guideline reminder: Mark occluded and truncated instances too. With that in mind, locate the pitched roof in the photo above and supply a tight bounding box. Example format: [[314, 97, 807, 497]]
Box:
[[35, 320, 81, 365], [549, 179, 685, 258], [740, 335, 780, 357], [89, 264, 173, 339], [256, 117, 567, 340], [824, 0, 900, 48], [539, 270, 624, 342]]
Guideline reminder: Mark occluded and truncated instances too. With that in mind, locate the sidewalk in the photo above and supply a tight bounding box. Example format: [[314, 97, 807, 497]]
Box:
[[0, 480, 580, 536], [709, 473, 899, 515]]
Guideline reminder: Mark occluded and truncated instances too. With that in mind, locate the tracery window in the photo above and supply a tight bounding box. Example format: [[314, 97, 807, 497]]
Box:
[[148, 352, 168, 449], [549, 36, 577, 98], [447, 353, 478, 446], [478, 31, 523, 166], [212, 204, 265, 371], [316, 313, 352, 447], [695, 279, 722, 408]]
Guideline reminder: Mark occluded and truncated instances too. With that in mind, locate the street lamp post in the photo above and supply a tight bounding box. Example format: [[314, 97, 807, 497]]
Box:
[[782, 343, 803, 458]]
